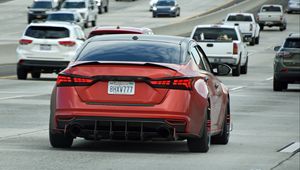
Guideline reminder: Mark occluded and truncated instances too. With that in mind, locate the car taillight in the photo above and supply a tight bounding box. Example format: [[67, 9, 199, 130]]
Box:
[[19, 39, 32, 45], [149, 78, 193, 90], [233, 43, 238, 55], [56, 74, 93, 86], [59, 41, 76, 47], [250, 24, 253, 31], [256, 16, 259, 21]]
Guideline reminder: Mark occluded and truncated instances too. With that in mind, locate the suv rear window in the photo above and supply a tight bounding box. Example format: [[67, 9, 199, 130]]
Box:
[[32, 1, 52, 9], [284, 38, 300, 48], [262, 6, 281, 12], [25, 26, 70, 39], [77, 41, 181, 64], [62, 2, 86, 8], [227, 15, 253, 21], [192, 28, 238, 42]]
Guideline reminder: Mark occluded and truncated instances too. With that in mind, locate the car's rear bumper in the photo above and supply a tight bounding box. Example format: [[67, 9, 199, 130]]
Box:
[[275, 71, 300, 83], [208, 56, 239, 66], [18, 59, 69, 73], [258, 21, 284, 26], [153, 11, 176, 16]]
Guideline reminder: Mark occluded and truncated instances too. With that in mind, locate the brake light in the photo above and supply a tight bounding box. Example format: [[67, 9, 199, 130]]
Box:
[[233, 43, 238, 55], [256, 16, 259, 21], [19, 39, 32, 45], [149, 78, 193, 90], [56, 74, 93, 86], [59, 41, 76, 47]]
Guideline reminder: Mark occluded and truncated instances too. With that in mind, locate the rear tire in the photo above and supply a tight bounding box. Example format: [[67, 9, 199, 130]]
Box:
[[104, 6, 108, 12], [49, 132, 73, 148], [241, 57, 248, 74], [232, 63, 241, 77], [187, 111, 210, 153], [17, 66, 28, 80], [259, 24, 264, 31], [273, 77, 287, 91], [98, 7, 102, 14], [92, 20, 96, 27], [255, 36, 259, 44], [211, 105, 230, 144], [249, 37, 255, 46], [84, 22, 88, 28], [31, 71, 41, 79]]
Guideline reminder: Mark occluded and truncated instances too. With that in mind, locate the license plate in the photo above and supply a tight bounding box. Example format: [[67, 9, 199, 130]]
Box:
[[40, 44, 51, 51], [108, 81, 135, 95]]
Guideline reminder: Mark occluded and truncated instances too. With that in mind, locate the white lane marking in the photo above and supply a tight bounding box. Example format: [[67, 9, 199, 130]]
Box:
[[266, 76, 273, 81], [0, 93, 49, 100], [279, 142, 300, 153], [230, 86, 245, 91]]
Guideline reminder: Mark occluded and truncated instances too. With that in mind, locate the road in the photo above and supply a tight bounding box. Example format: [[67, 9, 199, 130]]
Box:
[[0, 0, 299, 170]]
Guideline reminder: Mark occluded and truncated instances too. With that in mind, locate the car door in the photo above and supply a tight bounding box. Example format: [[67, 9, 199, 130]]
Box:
[[194, 44, 225, 132]]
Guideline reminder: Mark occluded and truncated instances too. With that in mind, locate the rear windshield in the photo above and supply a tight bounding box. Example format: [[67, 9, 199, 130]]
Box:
[[32, 1, 52, 9], [157, 0, 175, 6], [62, 2, 85, 8], [192, 28, 238, 42], [77, 41, 181, 64], [25, 26, 70, 39], [227, 15, 253, 21], [47, 14, 75, 21], [262, 6, 281, 12], [284, 38, 300, 48]]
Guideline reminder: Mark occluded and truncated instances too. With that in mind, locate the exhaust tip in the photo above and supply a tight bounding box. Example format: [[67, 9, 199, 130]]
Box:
[[69, 124, 81, 137], [157, 126, 171, 138]]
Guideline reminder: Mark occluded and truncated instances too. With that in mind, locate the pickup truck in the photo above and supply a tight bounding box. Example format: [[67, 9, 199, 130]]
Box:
[[190, 24, 248, 76], [257, 4, 287, 31], [223, 13, 260, 46]]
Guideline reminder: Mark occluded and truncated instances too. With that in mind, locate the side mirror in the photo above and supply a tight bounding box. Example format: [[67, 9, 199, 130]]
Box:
[[213, 64, 231, 76], [27, 6, 31, 9], [274, 46, 281, 51]]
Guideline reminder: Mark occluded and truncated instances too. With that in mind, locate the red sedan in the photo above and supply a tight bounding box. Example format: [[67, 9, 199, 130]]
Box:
[[49, 35, 231, 152]]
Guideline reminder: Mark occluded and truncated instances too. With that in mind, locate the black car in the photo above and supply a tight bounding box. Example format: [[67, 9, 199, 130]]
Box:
[[27, 0, 58, 24], [152, 0, 180, 18], [273, 33, 300, 91]]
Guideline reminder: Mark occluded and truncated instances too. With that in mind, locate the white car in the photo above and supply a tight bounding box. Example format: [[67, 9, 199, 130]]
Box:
[[46, 11, 85, 29], [257, 4, 287, 31], [16, 22, 86, 80], [191, 24, 248, 76], [149, 0, 158, 11], [223, 13, 260, 46], [60, 0, 97, 28]]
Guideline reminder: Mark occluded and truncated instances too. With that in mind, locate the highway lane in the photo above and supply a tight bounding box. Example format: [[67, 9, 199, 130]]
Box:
[[0, 10, 299, 170]]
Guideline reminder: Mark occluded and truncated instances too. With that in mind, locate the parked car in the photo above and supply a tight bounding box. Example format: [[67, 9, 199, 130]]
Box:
[[49, 34, 231, 152], [16, 22, 86, 80], [223, 13, 260, 46], [60, 0, 97, 28], [152, 0, 180, 18], [95, 0, 109, 14], [257, 4, 287, 31], [191, 24, 248, 76], [27, 0, 58, 24], [46, 11, 85, 29], [287, 0, 300, 13], [273, 33, 300, 91], [88, 26, 153, 38], [149, 0, 158, 11]]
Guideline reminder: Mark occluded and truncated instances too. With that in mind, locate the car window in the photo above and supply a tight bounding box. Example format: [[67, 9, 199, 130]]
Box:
[[32, 1, 52, 9], [190, 46, 205, 70], [192, 27, 238, 42], [62, 2, 86, 8], [284, 38, 300, 48], [262, 6, 281, 12], [25, 26, 70, 39], [47, 14, 75, 21], [77, 41, 181, 64], [227, 15, 253, 22]]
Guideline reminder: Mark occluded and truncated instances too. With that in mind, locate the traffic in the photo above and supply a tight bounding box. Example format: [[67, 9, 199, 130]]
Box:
[[0, 0, 299, 169]]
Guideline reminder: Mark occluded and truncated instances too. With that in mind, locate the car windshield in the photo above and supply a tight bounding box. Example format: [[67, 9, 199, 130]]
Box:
[[47, 14, 75, 22], [62, 2, 86, 8], [193, 28, 238, 42], [31, 1, 52, 9], [227, 15, 253, 21], [156, 0, 175, 6], [262, 6, 281, 12], [284, 38, 300, 48], [25, 26, 70, 39], [77, 41, 181, 64]]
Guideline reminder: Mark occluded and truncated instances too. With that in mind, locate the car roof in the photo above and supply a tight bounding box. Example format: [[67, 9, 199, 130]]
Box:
[[262, 4, 283, 7], [88, 34, 190, 45], [28, 21, 78, 29], [194, 24, 236, 29], [227, 13, 253, 16], [91, 26, 152, 33]]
